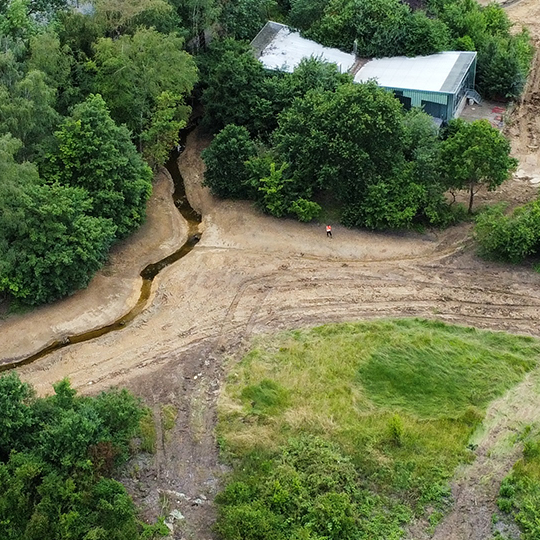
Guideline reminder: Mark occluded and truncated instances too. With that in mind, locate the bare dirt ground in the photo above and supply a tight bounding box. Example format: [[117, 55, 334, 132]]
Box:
[[1, 2, 540, 536]]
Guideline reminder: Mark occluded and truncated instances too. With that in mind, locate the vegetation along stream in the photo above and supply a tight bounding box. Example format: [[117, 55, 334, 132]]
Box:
[[1, 146, 202, 372]]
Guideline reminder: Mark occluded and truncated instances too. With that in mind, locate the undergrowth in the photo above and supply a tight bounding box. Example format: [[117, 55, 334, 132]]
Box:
[[498, 426, 540, 539], [217, 318, 540, 539], [139, 410, 157, 454]]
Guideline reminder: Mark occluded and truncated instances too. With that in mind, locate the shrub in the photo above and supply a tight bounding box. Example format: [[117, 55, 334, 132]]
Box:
[[0, 374, 159, 539], [475, 202, 540, 263], [388, 414, 405, 447], [289, 198, 321, 222]]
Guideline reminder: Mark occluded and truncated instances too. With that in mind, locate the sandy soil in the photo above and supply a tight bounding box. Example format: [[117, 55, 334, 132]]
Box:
[[1, 2, 540, 535]]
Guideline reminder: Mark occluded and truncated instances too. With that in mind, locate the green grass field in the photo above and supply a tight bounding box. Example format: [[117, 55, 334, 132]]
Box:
[[216, 319, 540, 540]]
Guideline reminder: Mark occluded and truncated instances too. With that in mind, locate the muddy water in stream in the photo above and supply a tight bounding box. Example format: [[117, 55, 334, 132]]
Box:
[[0, 151, 202, 372]]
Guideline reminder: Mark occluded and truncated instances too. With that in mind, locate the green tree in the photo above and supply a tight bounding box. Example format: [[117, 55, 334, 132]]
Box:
[[256, 161, 290, 217], [93, 0, 173, 36], [27, 30, 72, 92], [202, 124, 257, 198], [172, 0, 221, 42], [0, 69, 60, 160], [289, 57, 352, 95], [0, 135, 116, 305], [274, 82, 407, 215], [440, 119, 517, 213], [289, 0, 328, 31], [477, 33, 533, 99], [307, 0, 410, 56], [141, 90, 190, 170], [0, 0, 36, 40], [200, 40, 270, 135], [93, 28, 197, 163], [0, 181, 116, 305], [0, 373, 35, 459], [433, 0, 533, 99], [402, 11, 450, 56], [221, 0, 268, 40], [46, 94, 152, 238]]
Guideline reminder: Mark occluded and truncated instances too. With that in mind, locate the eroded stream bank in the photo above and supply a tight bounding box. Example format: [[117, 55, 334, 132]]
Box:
[[0, 149, 202, 373]]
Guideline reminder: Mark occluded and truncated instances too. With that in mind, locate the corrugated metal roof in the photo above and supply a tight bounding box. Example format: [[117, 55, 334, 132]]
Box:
[[252, 23, 477, 96], [354, 52, 476, 94], [254, 24, 356, 74], [251, 21, 285, 58]]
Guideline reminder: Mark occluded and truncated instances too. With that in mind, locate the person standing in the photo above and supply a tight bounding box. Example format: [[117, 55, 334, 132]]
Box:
[[326, 224, 332, 238]]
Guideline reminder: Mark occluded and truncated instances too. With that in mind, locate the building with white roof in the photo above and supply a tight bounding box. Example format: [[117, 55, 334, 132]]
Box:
[[252, 22, 477, 122]]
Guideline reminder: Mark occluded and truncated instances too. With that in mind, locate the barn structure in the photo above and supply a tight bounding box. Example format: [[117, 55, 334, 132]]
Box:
[[252, 21, 478, 122]]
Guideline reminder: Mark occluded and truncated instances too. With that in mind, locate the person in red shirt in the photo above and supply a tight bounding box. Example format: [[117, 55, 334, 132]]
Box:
[[326, 225, 332, 238]]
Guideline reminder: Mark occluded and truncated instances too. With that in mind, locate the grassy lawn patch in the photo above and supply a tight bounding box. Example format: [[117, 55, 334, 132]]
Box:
[[217, 319, 540, 539]]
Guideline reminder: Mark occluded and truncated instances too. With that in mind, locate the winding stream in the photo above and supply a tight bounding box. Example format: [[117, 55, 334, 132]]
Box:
[[1, 149, 202, 373]]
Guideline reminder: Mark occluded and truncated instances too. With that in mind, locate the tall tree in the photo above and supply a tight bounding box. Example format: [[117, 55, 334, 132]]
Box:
[[202, 123, 257, 198], [289, 0, 328, 31], [46, 94, 153, 238], [221, 0, 268, 40], [440, 119, 517, 213], [0, 69, 60, 159], [0, 0, 36, 40], [274, 82, 407, 210], [200, 40, 270, 136], [0, 135, 116, 305], [27, 30, 72, 91], [93, 28, 197, 165], [93, 0, 173, 36], [172, 0, 220, 42], [307, 0, 411, 56]]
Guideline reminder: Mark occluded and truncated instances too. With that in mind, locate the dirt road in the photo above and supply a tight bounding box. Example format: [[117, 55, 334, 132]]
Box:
[[2, 127, 539, 538], [1, 2, 540, 535]]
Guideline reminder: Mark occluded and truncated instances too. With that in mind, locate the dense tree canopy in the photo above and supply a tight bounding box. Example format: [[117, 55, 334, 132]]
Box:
[[201, 57, 469, 229], [0, 373, 166, 540], [93, 28, 198, 166], [202, 123, 257, 198], [46, 94, 153, 239], [274, 81, 406, 206], [0, 0, 201, 305], [0, 135, 116, 304]]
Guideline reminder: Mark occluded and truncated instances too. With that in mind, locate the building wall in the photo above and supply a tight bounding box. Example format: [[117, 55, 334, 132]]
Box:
[[385, 56, 476, 122], [390, 88, 451, 120]]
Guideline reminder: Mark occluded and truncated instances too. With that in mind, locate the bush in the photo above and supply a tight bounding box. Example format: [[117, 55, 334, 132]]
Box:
[[475, 202, 540, 263], [289, 198, 321, 222], [0, 374, 159, 540]]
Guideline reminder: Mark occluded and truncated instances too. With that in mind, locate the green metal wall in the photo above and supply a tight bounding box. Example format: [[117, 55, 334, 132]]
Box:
[[384, 57, 477, 121]]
